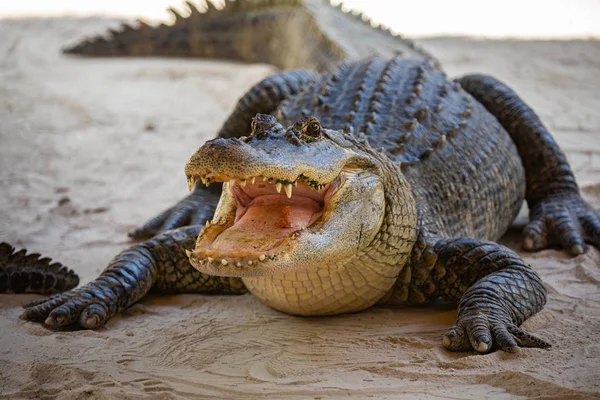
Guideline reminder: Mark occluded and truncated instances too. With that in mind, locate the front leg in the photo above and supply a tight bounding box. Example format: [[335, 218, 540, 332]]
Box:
[[408, 236, 549, 353], [20, 226, 246, 329]]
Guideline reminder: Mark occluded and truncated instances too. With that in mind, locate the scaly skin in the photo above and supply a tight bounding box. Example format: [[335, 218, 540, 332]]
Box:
[[398, 234, 548, 352], [0, 243, 79, 295], [16, 56, 600, 354], [62, 0, 434, 73]]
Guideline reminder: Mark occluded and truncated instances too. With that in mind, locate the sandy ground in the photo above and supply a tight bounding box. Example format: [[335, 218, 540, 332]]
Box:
[[1, 17, 600, 400]]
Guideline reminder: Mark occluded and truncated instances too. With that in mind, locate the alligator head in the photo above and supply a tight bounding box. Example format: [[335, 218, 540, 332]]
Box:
[[185, 114, 417, 315]]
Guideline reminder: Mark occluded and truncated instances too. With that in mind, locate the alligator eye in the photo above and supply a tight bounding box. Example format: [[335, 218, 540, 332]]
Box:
[[304, 120, 322, 137]]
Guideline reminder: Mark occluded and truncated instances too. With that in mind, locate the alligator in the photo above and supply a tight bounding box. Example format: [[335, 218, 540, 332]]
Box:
[[6, 0, 600, 353]]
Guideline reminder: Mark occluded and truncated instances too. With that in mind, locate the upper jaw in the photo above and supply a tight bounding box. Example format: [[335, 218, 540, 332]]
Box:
[[183, 134, 372, 193], [187, 172, 331, 197]]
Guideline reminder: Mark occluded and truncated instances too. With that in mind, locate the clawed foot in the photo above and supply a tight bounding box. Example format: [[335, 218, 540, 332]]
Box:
[[20, 286, 113, 329], [443, 313, 551, 353], [523, 193, 600, 255], [128, 182, 221, 239]]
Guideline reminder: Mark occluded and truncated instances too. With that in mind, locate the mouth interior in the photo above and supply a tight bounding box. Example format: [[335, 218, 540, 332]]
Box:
[[209, 179, 332, 254]]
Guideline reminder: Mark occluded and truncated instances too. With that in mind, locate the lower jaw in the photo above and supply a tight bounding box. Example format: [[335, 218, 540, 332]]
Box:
[[188, 251, 289, 277], [189, 205, 326, 278], [241, 261, 394, 316], [189, 215, 326, 278]]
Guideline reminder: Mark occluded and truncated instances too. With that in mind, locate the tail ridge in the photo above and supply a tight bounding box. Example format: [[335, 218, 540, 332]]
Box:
[[0, 242, 79, 295], [62, 0, 433, 72]]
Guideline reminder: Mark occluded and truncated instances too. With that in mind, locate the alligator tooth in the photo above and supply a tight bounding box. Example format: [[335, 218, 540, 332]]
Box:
[[240, 179, 247, 187], [262, 176, 267, 182], [284, 183, 292, 198], [275, 182, 282, 193], [207, 257, 213, 263], [236, 262, 242, 267], [185, 250, 192, 258], [221, 259, 228, 266], [258, 254, 266, 261], [248, 260, 253, 265], [293, 180, 298, 187], [251, 177, 256, 184], [205, 220, 210, 228], [200, 176, 206, 185]]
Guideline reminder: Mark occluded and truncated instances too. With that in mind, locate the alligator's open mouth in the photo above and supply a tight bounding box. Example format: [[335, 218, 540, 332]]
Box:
[[184, 116, 387, 278], [186, 171, 350, 277]]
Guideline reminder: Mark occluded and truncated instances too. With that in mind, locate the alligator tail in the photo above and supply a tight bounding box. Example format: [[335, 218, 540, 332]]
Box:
[[0, 242, 79, 295], [62, 0, 433, 73]]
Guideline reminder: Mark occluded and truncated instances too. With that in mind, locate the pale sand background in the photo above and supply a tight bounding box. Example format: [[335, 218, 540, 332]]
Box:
[[1, 17, 599, 400]]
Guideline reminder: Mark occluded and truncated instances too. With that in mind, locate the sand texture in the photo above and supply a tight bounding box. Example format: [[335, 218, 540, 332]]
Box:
[[1, 17, 600, 400]]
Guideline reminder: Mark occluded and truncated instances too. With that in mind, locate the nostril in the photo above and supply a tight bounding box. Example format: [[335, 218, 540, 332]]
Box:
[[206, 138, 233, 150]]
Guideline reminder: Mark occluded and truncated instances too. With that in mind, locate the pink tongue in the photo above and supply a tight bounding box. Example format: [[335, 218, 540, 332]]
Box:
[[212, 195, 320, 252]]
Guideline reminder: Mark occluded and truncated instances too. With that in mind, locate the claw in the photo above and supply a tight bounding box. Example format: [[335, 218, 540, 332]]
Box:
[[571, 244, 584, 255], [79, 303, 110, 329], [475, 336, 492, 353], [442, 325, 471, 352], [581, 213, 600, 248], [507, 323, 551, 349], [523, 219, 546, 250], [83, 314, 100, 328], [524, 193, 600, 255], [444, 313, 550, 353]]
